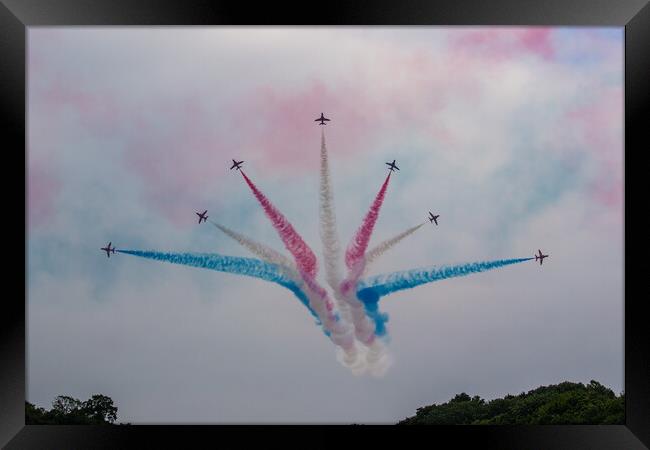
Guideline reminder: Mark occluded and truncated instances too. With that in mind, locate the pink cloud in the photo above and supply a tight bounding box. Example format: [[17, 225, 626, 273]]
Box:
[[123, 95, 232, 226], [30, 32, 503, 228], [230, 80, 378, 168], [565, 86, 623, 209], [28, 160, 62, 228], [121, 81, 388, 225], [36, 80, 122, 136], [228, 52, 463, 170], [28, 34, 545, 227], [29, 27, 622, 228], [451, 28, 555, 61], [519, 29, 554, 59], [120, 73, 453, 225]]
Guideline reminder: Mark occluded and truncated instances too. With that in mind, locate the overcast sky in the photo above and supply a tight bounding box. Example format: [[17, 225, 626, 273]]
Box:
[[27, 27, 623, 424]]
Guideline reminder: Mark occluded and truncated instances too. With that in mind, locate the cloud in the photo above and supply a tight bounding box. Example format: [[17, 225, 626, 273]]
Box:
[[27, 159, 62, 228], [451, 28, 555, 61], [29, 27, 622, 223]]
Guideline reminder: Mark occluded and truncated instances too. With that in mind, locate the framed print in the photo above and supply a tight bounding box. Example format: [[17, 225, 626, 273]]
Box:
[[2, 0, 648, 448]]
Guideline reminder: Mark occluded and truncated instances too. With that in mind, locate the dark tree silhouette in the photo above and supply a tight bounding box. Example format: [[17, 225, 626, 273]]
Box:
[[398, 380, 624, 425], [26, 394, 118, 425], [83, 394, 118, 424], [52, 395, 82, 415]]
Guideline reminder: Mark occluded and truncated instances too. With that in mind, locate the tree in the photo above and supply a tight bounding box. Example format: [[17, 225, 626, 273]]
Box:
[[26, 394, 118, 425], [52, 395, 82, 415], [82, 394, 118, 424], [25, 401, 48, 424], [398, 380, 624, 425]]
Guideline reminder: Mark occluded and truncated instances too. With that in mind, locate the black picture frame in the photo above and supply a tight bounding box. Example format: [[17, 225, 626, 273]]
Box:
[[2, 0, 648, 448]]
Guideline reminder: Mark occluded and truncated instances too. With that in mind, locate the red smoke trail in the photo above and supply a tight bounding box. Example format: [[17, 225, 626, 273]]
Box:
[[340, 173, 392, 350], [240, 171, 318, 278], [300, 270, 336, 315], [239, 171, 357, 354], [345, 173, 391, 269]]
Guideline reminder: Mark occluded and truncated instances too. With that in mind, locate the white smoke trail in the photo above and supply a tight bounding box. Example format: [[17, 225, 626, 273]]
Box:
[[336, 344, 368, 375], [340, 259, 379, 342], [336, 168, 394, 370], [366, 339, 393, 376], [316, 130, 378, 371], [363, 223, 425, 275], [338, 258, 391, 375], [318, 132, 362, 362], [318, 129, 355, 327], [319, 129, 344, 295], [210, 220, 296, 273], [298, 272, 362, 369]]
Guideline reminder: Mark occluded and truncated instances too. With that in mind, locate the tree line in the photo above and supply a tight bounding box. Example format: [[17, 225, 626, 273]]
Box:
[[26, 394, 119, 425], [398, 380, 624, 425], [26, 380, 623, 425]]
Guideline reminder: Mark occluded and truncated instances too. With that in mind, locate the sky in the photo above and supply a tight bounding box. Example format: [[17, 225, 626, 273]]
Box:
[[27, 27, 623, 424]]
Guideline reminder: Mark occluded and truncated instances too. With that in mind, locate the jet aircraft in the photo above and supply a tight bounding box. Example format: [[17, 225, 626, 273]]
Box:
[[196, 210, 208, 224], [386, 160, 399, 172], [101, 242, 116, 258], [315, 113, 330, 125], [534, 249, 549, 265]]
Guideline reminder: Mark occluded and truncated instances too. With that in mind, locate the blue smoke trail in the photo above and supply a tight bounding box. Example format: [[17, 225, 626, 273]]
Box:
[[356, 258, 533, 337], [118, 250, 322, 325]]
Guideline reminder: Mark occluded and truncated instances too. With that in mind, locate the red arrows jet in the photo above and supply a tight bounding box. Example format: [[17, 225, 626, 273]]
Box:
[[386, 160, 399, 172], [196, 210, 208, 224], [535, 249, 549, 265], [230, 159, 244, 171], [315, 113, 330, 125], [101, 242, 116, 258]]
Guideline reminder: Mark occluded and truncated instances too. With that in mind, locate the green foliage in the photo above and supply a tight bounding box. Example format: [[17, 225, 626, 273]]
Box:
[[398, 380, 624, 425], [82, 394, 118, 424], [26, 394, 118, 425]]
